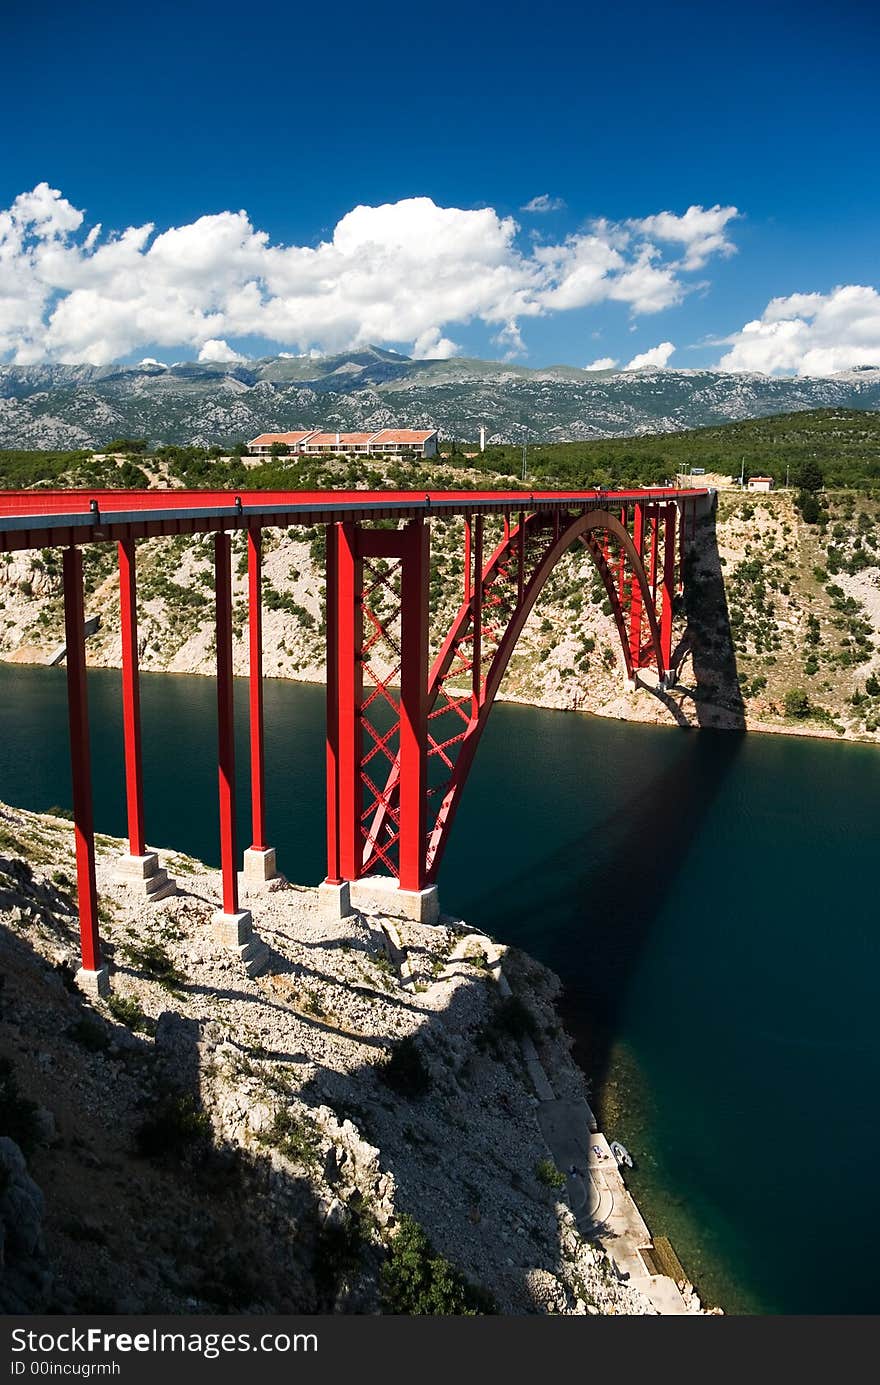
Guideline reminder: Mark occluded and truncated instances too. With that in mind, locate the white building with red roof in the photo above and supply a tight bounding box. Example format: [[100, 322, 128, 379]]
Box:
[[247, 428, 438, 459], [247, 431, 318, 455]]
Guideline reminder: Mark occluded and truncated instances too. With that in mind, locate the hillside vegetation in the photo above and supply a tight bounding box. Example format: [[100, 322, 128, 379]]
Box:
[[470, 409, 880, 490], [3, 410, 880, 745], [4, 408, 880, 493]]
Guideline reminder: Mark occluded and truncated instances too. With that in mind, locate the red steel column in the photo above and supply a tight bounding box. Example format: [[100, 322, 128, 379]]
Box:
[[336, 523, 362, 882], [678, 501, 687, 592], [649, 506, 659, 604], [463, 516, 472, 603], [628, 502, 645, 671], [660, 504, 677, 676], [516, 511, 525, 607], [118, 537, 146, 857], [215, 532, 239, 916], [398, 519, 430, 892], [247, 527, 267, 852], [324, 523, 341, 884], [471, 514, 484, 719], [63, 546, 101, 972]]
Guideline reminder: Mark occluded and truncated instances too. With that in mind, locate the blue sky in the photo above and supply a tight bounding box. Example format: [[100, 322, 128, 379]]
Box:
[[2, 0, 879, 373]]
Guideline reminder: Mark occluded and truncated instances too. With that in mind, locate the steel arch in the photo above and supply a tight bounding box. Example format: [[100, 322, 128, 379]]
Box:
[[360, 506, 675, 885]]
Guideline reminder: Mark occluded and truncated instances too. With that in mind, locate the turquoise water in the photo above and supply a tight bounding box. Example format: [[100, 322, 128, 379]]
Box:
[[1, 662, 879, 1313]]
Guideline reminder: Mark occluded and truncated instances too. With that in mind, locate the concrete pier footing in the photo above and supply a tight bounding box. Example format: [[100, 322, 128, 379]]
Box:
[[318, 880, 352, 918], [113, 852, 177, 901], [347, 875, 440, 925], [76, 964, 111, 998], [211, 908, 270, 977], [242, 846, 278, 885]]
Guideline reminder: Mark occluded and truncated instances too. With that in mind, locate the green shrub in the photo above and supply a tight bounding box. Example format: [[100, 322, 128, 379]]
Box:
[[797, 491, 821, 524], [381, 1215, 495, 1315], [258, 1108, 321, 1168], [107, 993, 153, 1034], [535, 1158, 566, 1190], [784, 688, 812, 720], [486, 994, 538, 1043], [122, 940, 184, 991], [377, 1037, 431, 1099], [135, 1094, 211, 1159]]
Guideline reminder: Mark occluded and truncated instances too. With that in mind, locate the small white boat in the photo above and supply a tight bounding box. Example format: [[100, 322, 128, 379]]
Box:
[[610, 1140, 633, 1168]]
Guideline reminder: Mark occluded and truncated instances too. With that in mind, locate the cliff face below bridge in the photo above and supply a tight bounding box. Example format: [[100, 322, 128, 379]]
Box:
[[0, 800, 716, 1315], [3, 483, 880, 743]]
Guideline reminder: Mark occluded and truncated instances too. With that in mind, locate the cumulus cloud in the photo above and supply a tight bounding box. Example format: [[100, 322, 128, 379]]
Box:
[[198, 338, 247, 363], [628, 204, 739, 270], [584, 356, 618, 371], [718, 285, 880, 376], [521, 193, 566, 213], [412, 326, 459, 359], [0, 183, 738, 364], [624, 341, 675, 370]]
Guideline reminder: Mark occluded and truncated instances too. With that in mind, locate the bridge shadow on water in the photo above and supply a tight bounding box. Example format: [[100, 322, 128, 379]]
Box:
[[458, 503, 749, 1124]]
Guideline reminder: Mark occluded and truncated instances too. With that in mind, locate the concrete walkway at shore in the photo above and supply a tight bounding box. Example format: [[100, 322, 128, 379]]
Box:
[[536, 1102, 690, 1315]]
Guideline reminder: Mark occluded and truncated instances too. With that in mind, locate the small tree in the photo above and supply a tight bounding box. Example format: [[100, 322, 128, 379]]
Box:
[[797, 491, 821, 524], [269, 442, 290, 457], [797, 459, 824, 492], [784, 688, 811, 719], [380, 1216, 495, 1315], [105, 437, 148, 454]]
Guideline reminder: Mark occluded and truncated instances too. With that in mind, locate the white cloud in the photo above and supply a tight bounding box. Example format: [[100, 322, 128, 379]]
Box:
[[624, 341, 675, 370], [521, 193, 566, 213], [411, 326, 459, 359], [0, 184, 739, 364], [718, 285, 880, 376], [584, 356, 618, 371], [628, 205, 739, 270], [139, 357, 166, 367], [197, 337, 246, 364]]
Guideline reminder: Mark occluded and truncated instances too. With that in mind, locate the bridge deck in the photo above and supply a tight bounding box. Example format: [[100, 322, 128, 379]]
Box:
[[0, 485, 708, 552]]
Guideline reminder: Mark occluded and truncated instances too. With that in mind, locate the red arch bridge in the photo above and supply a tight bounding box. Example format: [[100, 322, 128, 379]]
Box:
[[0, 484, 710, 992]]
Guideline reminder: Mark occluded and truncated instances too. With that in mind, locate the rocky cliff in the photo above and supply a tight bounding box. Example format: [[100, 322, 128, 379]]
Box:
[[0, 801, 713, 1314]]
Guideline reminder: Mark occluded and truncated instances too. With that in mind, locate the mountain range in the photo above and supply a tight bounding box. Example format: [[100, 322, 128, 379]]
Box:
[[1, 347, 879, 450]]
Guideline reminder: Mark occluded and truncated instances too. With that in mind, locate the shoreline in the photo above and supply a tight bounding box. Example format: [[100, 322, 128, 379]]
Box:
[[4, 648, 880, 751]]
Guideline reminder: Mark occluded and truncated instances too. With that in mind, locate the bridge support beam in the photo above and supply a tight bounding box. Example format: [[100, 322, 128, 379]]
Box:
[[627, 502, 645, 678], [659, 504, 677, 686], [242, 525, 279, 888], [114, 538, 176, 901], [212, 531, 257, 954], [323, 517, 435, 912], [62, 545, 108, 996], [326, 521, 361, 885], [397, 519, 429, 894], [119, 538, 145, 857]]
